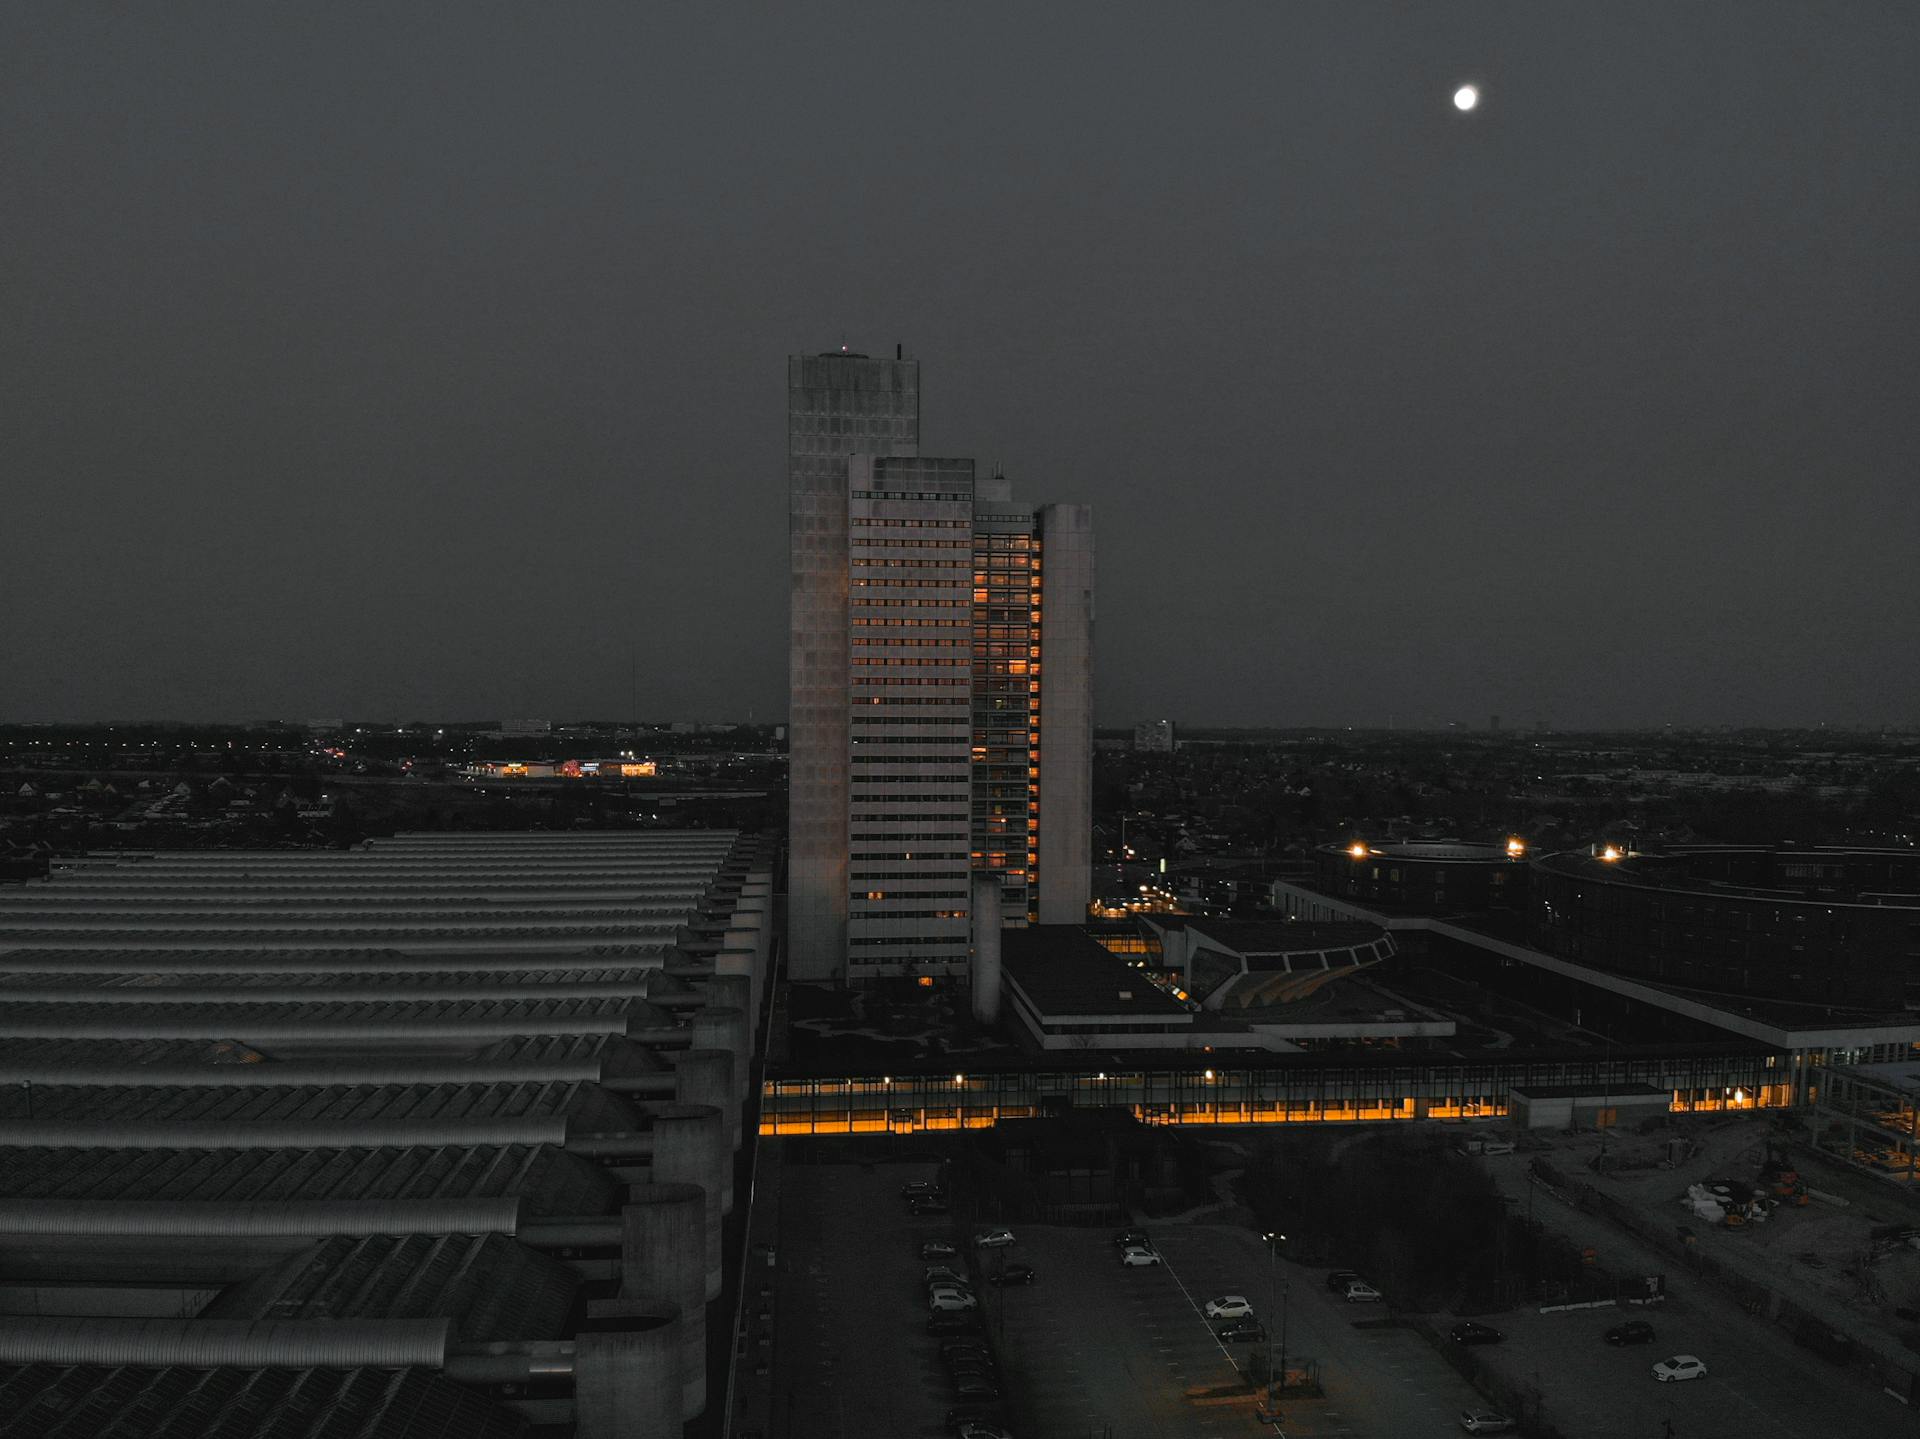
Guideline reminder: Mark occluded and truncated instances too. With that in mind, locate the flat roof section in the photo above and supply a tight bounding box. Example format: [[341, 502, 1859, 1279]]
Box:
[[1000, 926, 1190, 1020]]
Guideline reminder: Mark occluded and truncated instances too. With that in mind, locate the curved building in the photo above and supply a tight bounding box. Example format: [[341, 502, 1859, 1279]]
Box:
[[1312, 840, 1530, 914], [1528, 845, 1920, 1011]]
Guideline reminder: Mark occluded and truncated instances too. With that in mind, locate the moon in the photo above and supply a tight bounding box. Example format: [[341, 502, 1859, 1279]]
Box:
[[1453, 84, 1480, 112]]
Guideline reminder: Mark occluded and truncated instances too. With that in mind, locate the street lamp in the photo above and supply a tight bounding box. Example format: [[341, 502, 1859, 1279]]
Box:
[[1262, 1231, 1289, 1410]]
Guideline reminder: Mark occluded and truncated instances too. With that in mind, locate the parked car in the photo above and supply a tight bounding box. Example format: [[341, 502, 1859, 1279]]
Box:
[[903, 1180, 944, 1199], [1652, 1354, 1707, 1382], [927, 1313, 980, 1335], [944, 1402, 998, 1427], [940, 1340, 993, 1362], [1342, 1280, 1383, 1303], [957, 1424, 1012, 1439], [925, 1266, 968, 1287], [987, 1264, 1036, 1286], [952, 1376, 1001, 1401], [921, 1241, 958, 1262], [1450, 1322, 1504, 1345], [1203, 1295, 1254, 1320], [948, 1358, 996, 1381], [1119, 1245, 1162, 1267], [1215, 1319, 1267, 1344], [1604, 1320, 1656, 1346], [1324, 1269, 1358, 1292], [911, 1197, 952, 1215], [1112, 1230, 1152, 1250], [929, 1290, 977, 1313], [973, 1229, 1016, 1249], [1458, 1410, 1515, 1434]]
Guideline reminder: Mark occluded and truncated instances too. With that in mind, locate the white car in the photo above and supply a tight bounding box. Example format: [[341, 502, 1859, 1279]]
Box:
[[973, 1229, 1016, 1249], [1120, 1245, 1162, 1267], [1458, 1411, 1515, 1434], [1651, 1354, 1707, 1383], [929, 1288, 978, 1312], [1343, 1280, 1383, 1303], [1203, 1295, 1254, 1320]]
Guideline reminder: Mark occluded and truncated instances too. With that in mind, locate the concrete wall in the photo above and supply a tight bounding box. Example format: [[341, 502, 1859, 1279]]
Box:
[[1036, 503, 1094, 924], [788, 355, 920, 984]]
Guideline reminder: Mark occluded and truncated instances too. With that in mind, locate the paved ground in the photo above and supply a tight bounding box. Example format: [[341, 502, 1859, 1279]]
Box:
[[764, 1160, 1487, 1439], [1477, 1147, 1920, 1437], [768, 1159, 972, 1438]]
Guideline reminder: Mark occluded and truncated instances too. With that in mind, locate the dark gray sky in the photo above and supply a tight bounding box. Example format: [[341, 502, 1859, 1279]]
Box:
[[5, 3, 1916, 729]]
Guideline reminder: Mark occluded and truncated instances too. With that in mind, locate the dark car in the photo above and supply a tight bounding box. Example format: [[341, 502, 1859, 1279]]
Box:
[[921, 1241, 958, 1262], [952, 1377, 1000, 1402], [944, 1403, 999, 1427], [1450, 1322, 1505, 1346], [1215, 1319, 1267, 1344], [940, 1340, 993, 1362], [1112, 1230, 1152, 1249], [1325, 1269, 1359, 1293], [903, 1180, 944, 1199], [1605, 1320, 1657, 1346], [927, 1313, 980, 1335], [986, 1264, 1036, 1286], [910, 1197, 952, 1215]]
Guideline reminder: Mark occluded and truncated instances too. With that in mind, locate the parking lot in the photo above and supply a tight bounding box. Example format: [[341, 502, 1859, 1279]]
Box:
[[767, 1155, 1489, 1438], [765, 1150, 1912, 1438], [1467, 1149, 1920, 1438]]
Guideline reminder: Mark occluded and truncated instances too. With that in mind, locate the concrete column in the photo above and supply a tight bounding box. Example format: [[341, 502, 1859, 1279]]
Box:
[[673, 1046, 740, 1158], [692, 1003, 749, 1086], [621, 1184, 708, 1421], [971, 872, 1003, 1025], [718, 945, 761, 1032], [704, 972, 753, 1025], [574, 1299, 681, 1439], [647, 1101, 725, 1296]]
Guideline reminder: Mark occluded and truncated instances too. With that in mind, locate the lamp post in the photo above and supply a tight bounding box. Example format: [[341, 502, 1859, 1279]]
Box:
[[1262, 1231, 1288, 1410]]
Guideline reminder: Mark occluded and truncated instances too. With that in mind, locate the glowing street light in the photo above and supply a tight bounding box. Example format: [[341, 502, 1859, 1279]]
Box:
[[1348, 842, 1369, 860]]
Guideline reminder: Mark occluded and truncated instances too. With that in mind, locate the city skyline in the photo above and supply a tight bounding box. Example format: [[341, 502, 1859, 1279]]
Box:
[[4, 4, 1916, 729]]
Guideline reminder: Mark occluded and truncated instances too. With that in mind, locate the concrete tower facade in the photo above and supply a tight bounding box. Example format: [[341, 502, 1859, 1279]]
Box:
[[787, 352, 1091, 984], [787, 353, 920, 983]]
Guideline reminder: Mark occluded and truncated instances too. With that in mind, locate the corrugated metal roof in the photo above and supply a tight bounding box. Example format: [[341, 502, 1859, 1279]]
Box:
[[0, 1362, 529, 1439], [207, 1233, 580, 1343], [0, 1075, 638, 1131], [0, 1317, 450, 1368], [0, 1144, 616, 1217], [0, 1198, 518, 1238]]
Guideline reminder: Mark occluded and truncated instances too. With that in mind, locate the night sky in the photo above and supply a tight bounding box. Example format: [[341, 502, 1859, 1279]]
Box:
[[5, 3, 1916, 728]]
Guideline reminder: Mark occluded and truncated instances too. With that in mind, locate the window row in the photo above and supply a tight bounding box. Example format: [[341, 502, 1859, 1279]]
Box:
[[850, 906, 969, 918], [853, 517, 971, 530], [851, 489, 970, 502], [852, 559, 966, 570], [852, 579, 965, 590], [852, 617, 970, 627], [854, 538, 970, 551]]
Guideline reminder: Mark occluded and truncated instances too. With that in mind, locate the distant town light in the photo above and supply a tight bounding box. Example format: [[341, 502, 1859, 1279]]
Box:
[[1600, 845, 1623, 862], [1506, 837, 1526, 857], [1203, 1069, 1216, 1081], [953, 1073, 965, 1085], [1349, 842, 1369, 860]]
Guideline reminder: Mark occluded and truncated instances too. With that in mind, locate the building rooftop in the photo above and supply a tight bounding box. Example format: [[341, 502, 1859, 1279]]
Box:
[[999, 927, 1192, 1020], [0, 1363, 528, 1439], [0, 1142, 617, 1216], [206, 1232, 580, 1343]]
